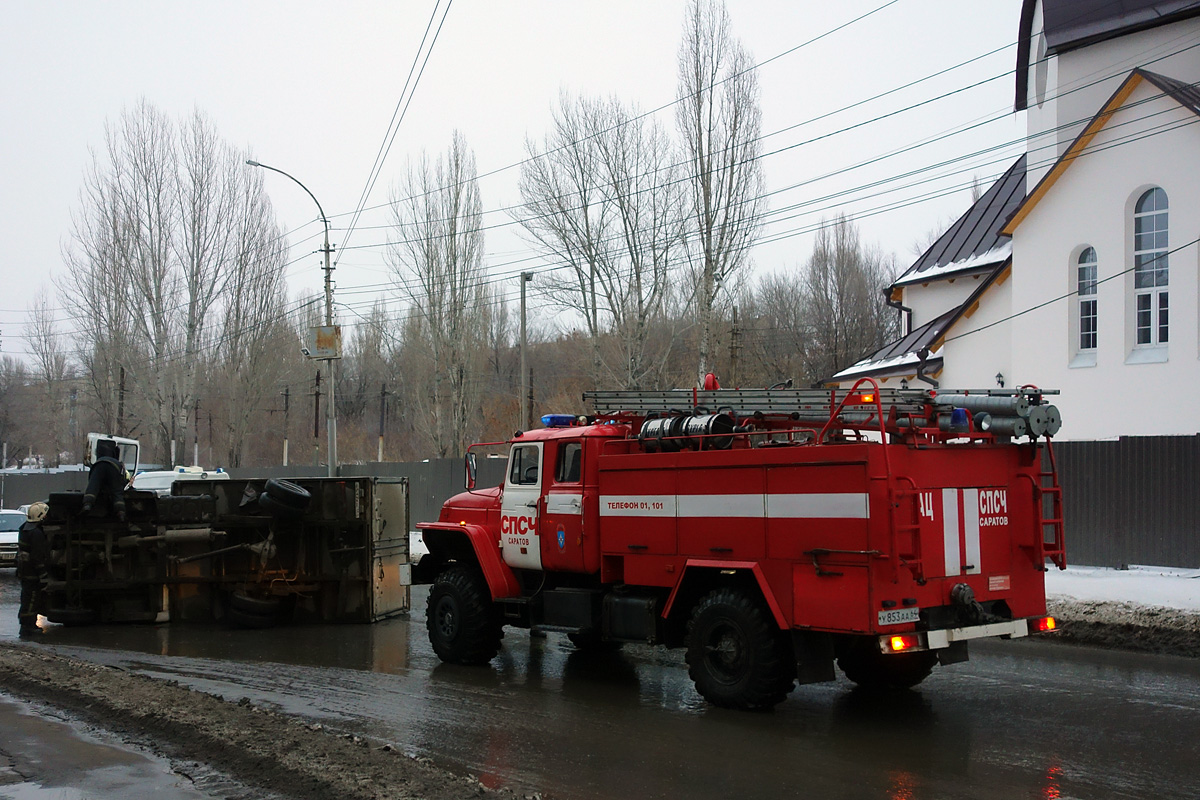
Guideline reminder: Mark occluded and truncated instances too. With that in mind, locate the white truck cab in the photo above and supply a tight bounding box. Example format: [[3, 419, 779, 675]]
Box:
[[85, 433, 140, 475]]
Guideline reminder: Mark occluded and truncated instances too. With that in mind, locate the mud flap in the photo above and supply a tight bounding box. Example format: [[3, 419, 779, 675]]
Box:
[[791, 630, 836, 684], [937, 640, 969, 665]]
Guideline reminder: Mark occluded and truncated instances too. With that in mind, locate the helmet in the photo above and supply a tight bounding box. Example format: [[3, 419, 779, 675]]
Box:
[[26, 502, 48, 523]]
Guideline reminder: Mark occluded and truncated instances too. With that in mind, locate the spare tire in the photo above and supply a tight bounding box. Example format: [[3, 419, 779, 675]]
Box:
[[259, 492, 304, 519], [264, 479, 312, 510]]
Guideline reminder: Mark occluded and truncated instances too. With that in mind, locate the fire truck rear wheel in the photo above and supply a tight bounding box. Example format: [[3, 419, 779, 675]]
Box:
[[685, 588, 795, 711], [426, 566, 503, 665], [836, 640, 938, 690]]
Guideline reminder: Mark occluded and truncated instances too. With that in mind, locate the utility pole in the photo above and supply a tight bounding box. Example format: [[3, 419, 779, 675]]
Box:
[[321, 222, 338, 476], [729, 306, 741, 388], [117, 366, 126, 436], [378, 382, 388, 462], [282, 386, 290, 467], [520, 271, 533, 431], [193, 399, 200, 466], [313, 370, 321, 467]]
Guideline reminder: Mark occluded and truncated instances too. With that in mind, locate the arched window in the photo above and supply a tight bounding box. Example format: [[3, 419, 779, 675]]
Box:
[[1077, 247, 1097, 351], [1133, 187, 1168, 346]]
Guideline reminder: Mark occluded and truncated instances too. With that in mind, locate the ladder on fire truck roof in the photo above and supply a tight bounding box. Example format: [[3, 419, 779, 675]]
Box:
[[582, 386, 1053, 419]]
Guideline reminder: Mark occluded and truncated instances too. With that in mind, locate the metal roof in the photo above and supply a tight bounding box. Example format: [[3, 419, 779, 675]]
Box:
[[891, 154, 1026, 288], [1016, 0, 1200, 110], [832, 256, 1013, 385], [1139, 68, 1200, 114], [1003, 68, 1200, 236]]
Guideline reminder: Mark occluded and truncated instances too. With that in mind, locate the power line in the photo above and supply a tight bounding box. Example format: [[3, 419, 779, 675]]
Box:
[[335, 0, 454, 267]]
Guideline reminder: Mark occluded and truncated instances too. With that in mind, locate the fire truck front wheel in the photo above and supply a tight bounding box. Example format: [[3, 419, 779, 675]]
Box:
[[426, 566, 503, 666], [685, 588, 795, 711]]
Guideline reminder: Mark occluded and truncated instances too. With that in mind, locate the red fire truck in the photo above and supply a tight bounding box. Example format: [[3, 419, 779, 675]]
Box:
[[413, 381, 1064, 710]]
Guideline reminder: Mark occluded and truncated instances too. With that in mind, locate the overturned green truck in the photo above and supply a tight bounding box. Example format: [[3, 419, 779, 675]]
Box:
[[37, 476, 411, 627]]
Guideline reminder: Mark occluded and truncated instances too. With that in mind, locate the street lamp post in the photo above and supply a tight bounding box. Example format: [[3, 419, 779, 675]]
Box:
[[246, 159, 338, 476]]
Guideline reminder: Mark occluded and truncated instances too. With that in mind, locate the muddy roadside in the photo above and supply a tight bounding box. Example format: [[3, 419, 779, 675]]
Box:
[[1047, 596, 1200, 658], [0, 599, 1195, 800], [0, 644, 527, 800]]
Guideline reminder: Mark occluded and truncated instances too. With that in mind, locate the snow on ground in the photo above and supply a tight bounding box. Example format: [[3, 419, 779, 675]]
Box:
[[1046, 565, 1200, 612]]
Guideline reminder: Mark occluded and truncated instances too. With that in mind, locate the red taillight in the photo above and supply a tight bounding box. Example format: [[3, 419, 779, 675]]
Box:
[[1032, 616, 1057, 632], [888, 634, 921, 652]]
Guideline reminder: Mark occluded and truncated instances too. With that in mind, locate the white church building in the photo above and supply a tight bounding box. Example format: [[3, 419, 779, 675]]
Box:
[[833, 0, 1200, 442]]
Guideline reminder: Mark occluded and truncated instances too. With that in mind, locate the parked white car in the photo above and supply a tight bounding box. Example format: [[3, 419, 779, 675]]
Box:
[[0, 509, 24, 568], [131, 466, 230, 496]]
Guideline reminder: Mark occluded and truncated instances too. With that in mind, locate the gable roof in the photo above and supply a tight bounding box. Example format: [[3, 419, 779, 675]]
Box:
[[1015, 0, 1200, 111], [831, 261, 1012, 384], [890, 154, 1026, 297], [1002, 68, 1200, 236]]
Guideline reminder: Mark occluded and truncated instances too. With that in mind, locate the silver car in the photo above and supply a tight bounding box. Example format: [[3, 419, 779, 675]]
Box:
[[0, 509, 23, 568]]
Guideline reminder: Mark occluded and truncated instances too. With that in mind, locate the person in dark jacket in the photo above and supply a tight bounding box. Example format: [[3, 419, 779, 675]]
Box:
[[81, 438, 129, 521], [17, 501, 49, 634]]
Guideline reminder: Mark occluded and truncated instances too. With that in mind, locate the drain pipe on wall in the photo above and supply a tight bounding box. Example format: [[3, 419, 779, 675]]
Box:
[[885, 290, 912, 337]]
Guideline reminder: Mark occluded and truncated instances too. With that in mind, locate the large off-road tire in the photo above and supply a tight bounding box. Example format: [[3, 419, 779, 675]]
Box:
[[685, 588, 795, 711], [837, 639, 938, 690], [264, 479, 312, 510], [258, 492, 303, 519], [426, 566, 503, 665]]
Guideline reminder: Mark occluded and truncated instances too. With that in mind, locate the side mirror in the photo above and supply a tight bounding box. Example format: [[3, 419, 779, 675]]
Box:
[[465, 452, 477, 490]]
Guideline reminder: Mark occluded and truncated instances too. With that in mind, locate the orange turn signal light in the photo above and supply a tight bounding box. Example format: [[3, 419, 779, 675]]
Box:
[[1032, 616, 1057, 632], [888, 634, 921, 652]]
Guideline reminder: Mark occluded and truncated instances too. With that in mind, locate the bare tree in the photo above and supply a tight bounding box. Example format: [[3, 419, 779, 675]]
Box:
[[742, 272, 807, 386], [518, 93, 612, 381], [63, 100, 288, 465], [799, 215, 899, 382], [63, 157, 133, 435], [387, 131, 489, 458], [24, 290, 73, 464], [676, 0, 765, 386], [519, 94, 687, 388], [213, 165, 290, 467]]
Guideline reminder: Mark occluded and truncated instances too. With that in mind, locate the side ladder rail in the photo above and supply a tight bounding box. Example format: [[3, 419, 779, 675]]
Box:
[[1038, 439, 1067, 570], [584, 387, 934, 419], [889, 476, 927, 584]]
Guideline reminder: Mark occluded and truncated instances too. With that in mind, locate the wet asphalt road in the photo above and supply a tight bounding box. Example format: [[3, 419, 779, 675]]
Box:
[[2, 571, 1198, 800]]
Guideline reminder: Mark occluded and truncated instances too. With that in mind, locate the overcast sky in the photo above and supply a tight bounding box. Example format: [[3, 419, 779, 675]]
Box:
[[0, 0, 1025, 360]]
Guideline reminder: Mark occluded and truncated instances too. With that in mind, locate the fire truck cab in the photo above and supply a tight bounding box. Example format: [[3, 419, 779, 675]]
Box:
[[414, 382, 1064, 710]]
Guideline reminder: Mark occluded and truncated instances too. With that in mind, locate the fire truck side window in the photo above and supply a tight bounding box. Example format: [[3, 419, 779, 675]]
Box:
[[555, 442, 582, 483], [509, 445, 540, 485]]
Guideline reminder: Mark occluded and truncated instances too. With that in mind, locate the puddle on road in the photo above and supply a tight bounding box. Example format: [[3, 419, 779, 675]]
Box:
[[4, 573, 1200, 800], [0, 691, 212, 800]]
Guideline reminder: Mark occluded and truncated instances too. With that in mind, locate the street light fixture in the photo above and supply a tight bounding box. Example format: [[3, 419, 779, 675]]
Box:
[[246, 159, 338, 476]]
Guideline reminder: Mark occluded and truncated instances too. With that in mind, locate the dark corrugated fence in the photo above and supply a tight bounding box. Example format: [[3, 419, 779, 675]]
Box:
[[1054, 435, 1199, 568]]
